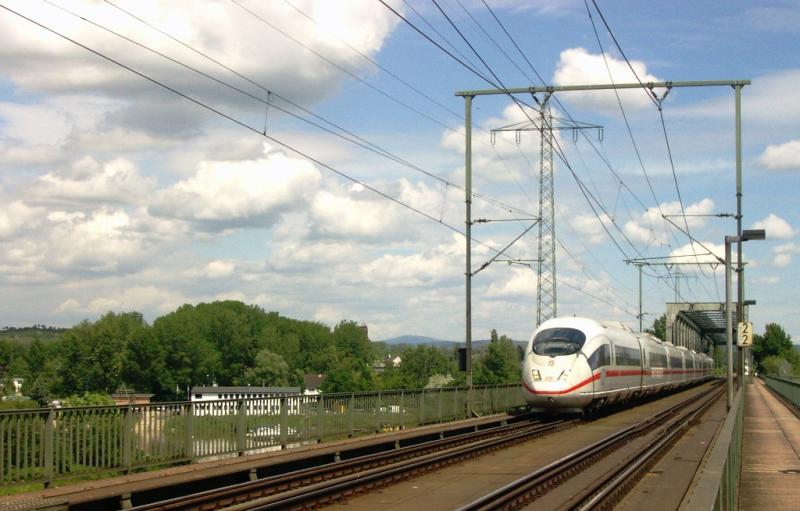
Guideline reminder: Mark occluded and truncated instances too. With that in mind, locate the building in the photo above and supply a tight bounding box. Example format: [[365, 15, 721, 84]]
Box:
[[111, 391, 154, 406], [302, 373, 326, 395], [190, 386, 303, 416]]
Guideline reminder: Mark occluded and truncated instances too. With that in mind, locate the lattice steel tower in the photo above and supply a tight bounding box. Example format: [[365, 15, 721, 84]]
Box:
[[537, 94, 557, 325]]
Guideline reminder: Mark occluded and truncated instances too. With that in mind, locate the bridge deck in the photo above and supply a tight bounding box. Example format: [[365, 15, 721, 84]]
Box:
[[739, 378, 800, 510]]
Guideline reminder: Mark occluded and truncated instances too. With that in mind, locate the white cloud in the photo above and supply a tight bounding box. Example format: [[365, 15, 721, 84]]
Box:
[[772, 242, 800, 268], [623, 198, 715, 246], [567, 212, 612, 245], [485, 267, 536, 298], [31, 156, 156, 206], [677, 69, 800, 125], [758, 139, 800, 171], [359, 236, 463, 288], [81, 286, 186, 315], [0, 0, 398, 107], [774, 253, 791, 268], [752, 214, 796, 240], [151, 143, 321, 230], [552, 47, 663, 114], [0, 201, 42, 240], [311, 190, 395, 239], [667, 242, 725, 272], [201, 260, 237, 279]]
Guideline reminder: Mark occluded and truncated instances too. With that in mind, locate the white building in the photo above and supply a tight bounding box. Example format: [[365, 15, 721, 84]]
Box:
[[190, 386, 303, 416]]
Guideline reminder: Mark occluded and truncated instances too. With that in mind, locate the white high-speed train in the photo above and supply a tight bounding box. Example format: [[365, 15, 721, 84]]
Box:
[[522, 317, 714, 412]]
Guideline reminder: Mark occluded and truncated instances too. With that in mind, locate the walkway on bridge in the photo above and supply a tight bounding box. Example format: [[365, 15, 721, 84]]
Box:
[[739, 378, 800, 510]]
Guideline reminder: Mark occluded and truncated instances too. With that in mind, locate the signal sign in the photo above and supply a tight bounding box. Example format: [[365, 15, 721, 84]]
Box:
[[737, 321, 753, 347]]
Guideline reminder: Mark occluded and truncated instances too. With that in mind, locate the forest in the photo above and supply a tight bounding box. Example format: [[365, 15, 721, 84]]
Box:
[[0, 300, 522, 406]]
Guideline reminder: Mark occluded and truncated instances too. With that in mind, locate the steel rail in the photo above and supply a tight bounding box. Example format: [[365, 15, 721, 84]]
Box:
[[209, 419, 579, 510], [128, 416, 574, 511], [456, 382, 723, 511], [569, 385, 724, 510]]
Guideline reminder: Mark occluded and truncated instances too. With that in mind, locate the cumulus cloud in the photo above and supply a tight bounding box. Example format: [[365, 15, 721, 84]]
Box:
[[772, 242, 800, 268], [752, 214, 796, 240], [440, 102, 545, 186], [151, 143, 321, 230], [677, 69, 800, 125], [566, 212, 613, 245], [758, 139, 800, 171], [31, 156, 156, 206], [56, 285, 186, 316], [552, 47, 663, 114], [667, 241, 725, 273], [485, 267, 536, 298], [0, 0, 398, 105], [200, 260, 237, 279], [623, 198, 715, 246], [359, 235, 463, 288], [0, 201, 43, 240]]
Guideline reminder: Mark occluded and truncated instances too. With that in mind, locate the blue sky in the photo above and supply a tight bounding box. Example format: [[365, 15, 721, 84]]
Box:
[[0, 0, 797, 343]]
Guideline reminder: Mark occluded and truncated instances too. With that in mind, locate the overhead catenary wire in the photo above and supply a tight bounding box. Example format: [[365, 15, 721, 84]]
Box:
[[583, 0, 663, 239], [0, 2, 542, 273], [587, 0, 716, 302], [478, 0, 697, 302], [406, 0, 691, 302], [476, 1, 692, 304], [95, 0, 534, 218], [277, 0, 540, 212], [281, 0, 464, 123]]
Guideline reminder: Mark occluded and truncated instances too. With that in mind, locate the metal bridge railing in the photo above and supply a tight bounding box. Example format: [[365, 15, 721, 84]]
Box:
[[762, 375, 800, 410], [0, 384, 524, 489], [682, 386, 744, 511]]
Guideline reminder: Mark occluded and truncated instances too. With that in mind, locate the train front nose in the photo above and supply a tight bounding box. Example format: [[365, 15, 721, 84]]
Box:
[[522, 360, 593, 409]]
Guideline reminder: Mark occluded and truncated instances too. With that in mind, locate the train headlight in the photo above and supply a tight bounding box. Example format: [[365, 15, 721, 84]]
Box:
[[558, 370, 568, 381], [532, 369, 541, 381]]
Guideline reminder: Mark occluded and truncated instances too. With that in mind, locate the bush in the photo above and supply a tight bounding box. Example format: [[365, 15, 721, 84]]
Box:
[[761, 356, 793, 377]]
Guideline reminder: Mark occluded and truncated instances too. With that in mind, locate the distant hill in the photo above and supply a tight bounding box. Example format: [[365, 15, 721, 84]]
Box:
[[381, 335, 456, 348]]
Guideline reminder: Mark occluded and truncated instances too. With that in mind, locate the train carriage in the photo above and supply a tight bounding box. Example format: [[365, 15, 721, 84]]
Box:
[[522, 317, 714, 412]]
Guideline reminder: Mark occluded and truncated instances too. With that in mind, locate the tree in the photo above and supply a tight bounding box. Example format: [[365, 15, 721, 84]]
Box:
[[121, 326, 169, 395], [321, 356, 376, 393], [752, 323, 796, 373], [62, 392, 115, 407], [646, 314, 666, 341], [242, 349, 290, 386], [474, 332, 520, 385], [393, 345, 455, 389], [332, 321, 372, 364], [761, 355, 793, 376]]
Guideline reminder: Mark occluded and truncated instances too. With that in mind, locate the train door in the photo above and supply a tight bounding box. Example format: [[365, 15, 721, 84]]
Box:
[[635, 337, 645, 392]]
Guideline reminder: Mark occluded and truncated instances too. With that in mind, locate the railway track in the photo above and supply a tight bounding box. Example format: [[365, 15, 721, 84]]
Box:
[[127, 415, 578, 511], [457, 382, 724, 511]]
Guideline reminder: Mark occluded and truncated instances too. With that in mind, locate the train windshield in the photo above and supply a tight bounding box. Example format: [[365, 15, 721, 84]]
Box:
[[531, 328, 586, 356]]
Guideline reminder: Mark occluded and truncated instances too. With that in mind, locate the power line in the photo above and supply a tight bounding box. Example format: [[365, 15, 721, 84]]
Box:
[[583, 0, 662, 239], [588, 0, 713, 301], [400, 0, 484, 75], [2, 1, 541, 271], [97, 0, 534, 218], [389, 0, 687, 302], [281, 0, 464, 123]]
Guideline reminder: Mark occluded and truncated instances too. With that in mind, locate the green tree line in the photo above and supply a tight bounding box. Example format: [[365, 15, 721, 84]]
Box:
[[0, 301, 522, 405], [752, 322, 798, 376]]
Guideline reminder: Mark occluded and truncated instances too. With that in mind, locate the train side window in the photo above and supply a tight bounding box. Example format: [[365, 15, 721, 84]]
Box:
[[650, 351, 667, 368], [615, 346, 641, 366], [588, 344, 611, 370]]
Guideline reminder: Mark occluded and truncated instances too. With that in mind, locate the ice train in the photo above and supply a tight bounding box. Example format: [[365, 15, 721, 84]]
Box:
[[522, 317, 714, 412]]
